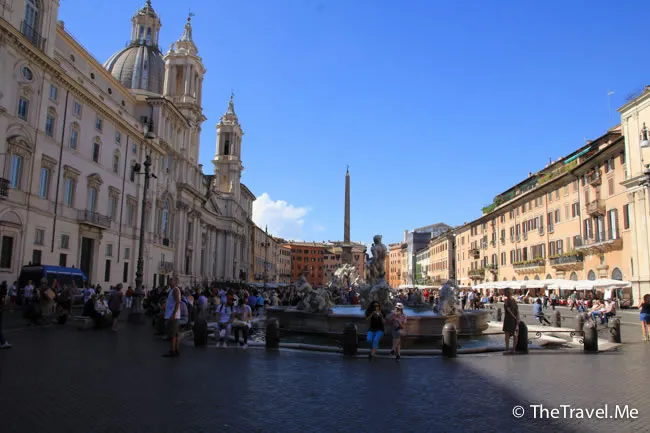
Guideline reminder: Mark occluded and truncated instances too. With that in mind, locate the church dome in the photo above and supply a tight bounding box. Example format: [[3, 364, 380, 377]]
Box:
[[104, 44, 165, 95], [103, 1, 165, 95]]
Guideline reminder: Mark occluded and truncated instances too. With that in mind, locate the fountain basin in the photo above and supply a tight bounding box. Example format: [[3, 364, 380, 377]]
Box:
[[266, 305, 489, 340]]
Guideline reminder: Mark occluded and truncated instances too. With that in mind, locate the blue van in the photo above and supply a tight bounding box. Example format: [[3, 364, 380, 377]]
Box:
[[18, 265, 87, 292]]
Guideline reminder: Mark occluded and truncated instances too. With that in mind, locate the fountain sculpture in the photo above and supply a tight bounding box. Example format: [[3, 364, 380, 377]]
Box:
[[294, 271, 333, 314]]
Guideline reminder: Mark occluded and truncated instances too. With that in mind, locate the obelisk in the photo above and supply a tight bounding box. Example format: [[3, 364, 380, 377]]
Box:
[[341, 166, 353, 265]]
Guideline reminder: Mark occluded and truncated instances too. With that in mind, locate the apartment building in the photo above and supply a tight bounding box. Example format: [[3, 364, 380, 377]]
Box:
[[428, 232, 455, 285], [286, 242, 326, 287], [251, 226, 281, 284], [277, 244, 292, 284], [388, 242, 407, 288], [455, 127, 629, 292]]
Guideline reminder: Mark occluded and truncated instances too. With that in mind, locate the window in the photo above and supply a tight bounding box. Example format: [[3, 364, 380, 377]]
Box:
[[573, 180, 578, 192], [104, 259, 111, 282], [112, 151, 120, 173], [122, 262, 129, 283], [95, 116, 103, 131], [554, 209, 560, 224], [0, 236, 14, 268], [69, 125, 79, 149], [608, 177, 614, 196], [17, 97, 29, 120], [623, 204, 630, 229], [108, 195, 117, 220], [132, 142, 137, 154], [124, 247, 130, 260], [126, 202, 135, 227], [24, 0, 39, 31], [59, 253, 67, 267], [572, 202, 580, 218], [92, 141, 100, 163], [32, 249, 42, 265], [38, 167, 49, 198], [61, 234, 70, 249], [88, 187, 97, 212], [45, 112, 55, 136], [115, 131, 121, 144], [608, 209, 619, 240], [565, 204, 569, 220], [161, 200, 169, 236], [73, 101, 82, 117], [64, 177, 75, 206], [34, 228, 45, 245], [106, 244, 113, 257], [9, 154, 23, 189], [620, 152, 626, 165], [49, 84, 58, 101]]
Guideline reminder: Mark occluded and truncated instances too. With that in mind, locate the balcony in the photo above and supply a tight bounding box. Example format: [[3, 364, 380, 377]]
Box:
[[490, 240, 496, 247], [159, 261, 174, 273], [575, 230, 622, 253], [513, 259, 545, 273], [538, 226, 544, 236], [20, 21, 47, 51], [586, 199, 605, 216], [469, 268, 485, 279], [523, 232, 528, 241], [0, 178, 8, 199], [77, 210, 111, 229], [469, 248, 480, 258], [486, 263, 498, 274], [587, 170, 602, 186], [550, 253, 584, 270], [548, 224, 554, 234], [500, 237, 506, 245]]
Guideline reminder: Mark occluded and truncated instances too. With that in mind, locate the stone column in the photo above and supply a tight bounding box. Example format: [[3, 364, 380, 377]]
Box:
[[176, 208, 186, 275], [183, 65, 190, 96], [216, 230, 224, 279], [225, 233, 234, 280]]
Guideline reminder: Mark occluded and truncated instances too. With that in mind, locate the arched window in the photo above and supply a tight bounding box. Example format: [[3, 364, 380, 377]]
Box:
[[534, 275, 540, 280], [24, 0, 40, 33], [570, 272, 578, 281], [512, 277, 517, 281], [112, 150, 120, 173], [587, 270, 596, 281], [545, 274, 552, 279], [161, 200, 169, 236], [611, 268, 623, 281], [88, 187, 97, 212], [69, 123, 80, 150], [524, 276, 529, 281], [45, 107, 56, 137]]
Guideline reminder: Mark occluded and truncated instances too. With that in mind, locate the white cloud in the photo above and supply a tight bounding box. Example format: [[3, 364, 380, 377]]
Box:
[[252, 193, 310, 240]]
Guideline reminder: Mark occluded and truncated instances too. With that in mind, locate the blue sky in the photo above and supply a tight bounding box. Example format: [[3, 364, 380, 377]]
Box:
[[60, 0, 650, 245]]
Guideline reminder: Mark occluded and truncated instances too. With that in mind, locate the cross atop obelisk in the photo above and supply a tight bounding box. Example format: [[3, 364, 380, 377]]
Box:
[[341, 166, 353, 265]]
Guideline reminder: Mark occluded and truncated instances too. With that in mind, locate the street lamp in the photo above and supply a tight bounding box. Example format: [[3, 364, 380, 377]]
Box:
[[129, 120, 157, 323]]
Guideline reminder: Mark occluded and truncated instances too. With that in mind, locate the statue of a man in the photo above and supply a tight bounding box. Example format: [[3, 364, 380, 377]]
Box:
[[366, 235, 387, 285]]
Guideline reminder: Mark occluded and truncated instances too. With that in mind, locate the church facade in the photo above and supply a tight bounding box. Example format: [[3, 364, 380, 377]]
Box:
[[0, 0, 255, 287]]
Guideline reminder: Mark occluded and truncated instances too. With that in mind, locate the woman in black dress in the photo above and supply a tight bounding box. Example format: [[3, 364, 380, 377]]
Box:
[[365, 301, 385, 360], [503, 288, 520, 353]]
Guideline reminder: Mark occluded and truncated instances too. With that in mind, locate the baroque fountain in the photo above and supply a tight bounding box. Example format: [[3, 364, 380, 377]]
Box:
[[265, 235, 489, 341]]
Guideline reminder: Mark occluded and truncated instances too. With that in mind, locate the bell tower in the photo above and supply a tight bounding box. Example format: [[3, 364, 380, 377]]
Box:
[[212, 94, 244, 198], [131, 0, 161, 48], [163, 13, 206, 161]]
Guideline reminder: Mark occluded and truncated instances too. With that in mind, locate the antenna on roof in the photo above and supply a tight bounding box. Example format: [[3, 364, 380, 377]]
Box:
[[607, 91, 615, 126]]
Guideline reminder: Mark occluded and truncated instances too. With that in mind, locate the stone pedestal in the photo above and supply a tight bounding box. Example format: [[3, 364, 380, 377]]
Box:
[[128, 291, 145, 324]]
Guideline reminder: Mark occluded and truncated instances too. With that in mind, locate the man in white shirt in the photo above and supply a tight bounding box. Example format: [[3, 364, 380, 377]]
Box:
[[163, 277, 181, 358], [216, 296, 235, 348], [23, 281, 34, 305]]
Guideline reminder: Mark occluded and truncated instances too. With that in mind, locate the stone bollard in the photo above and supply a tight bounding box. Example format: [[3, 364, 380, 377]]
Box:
[[442, 322, 457, 358], [583, 321, 599, 352], [342, 323, 358, 356], [609, 319, 621, 344], [193, 317, 208, 347], [574, 313, 585, 333], [265, 318, 280, 350], [515, 321, 528, 354], [496, 307, 502, 322], [551, 310, 561, 328]]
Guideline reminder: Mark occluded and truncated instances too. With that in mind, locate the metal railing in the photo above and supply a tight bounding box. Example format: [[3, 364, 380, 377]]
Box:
[[159, 261, 174, 273], [21, 21, 46, 51], [550, 254, 584, 266], [586, 199, 605, 216], [77, 210, 111, 228], [513, 259, 545, 269]]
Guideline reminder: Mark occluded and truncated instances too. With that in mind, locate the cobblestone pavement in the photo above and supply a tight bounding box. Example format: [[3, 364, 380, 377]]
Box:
[[1, 320, 649, 433]]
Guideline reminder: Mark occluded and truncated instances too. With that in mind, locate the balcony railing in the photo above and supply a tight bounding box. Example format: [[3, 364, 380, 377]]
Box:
[[159, 261, 174, 273], [550, 254, 584, 266], [548, 224, 554, 234], [575, 229, 621, 250], [586, 199, 605, 216], [490, 240, 496, 247], [469, 248, 480, 258], [538, 226, 544, 236], [77, 210, 111, 228], [513, 259, 545, 270], [587, 170, 602, 186], [486, 263, 498, 272], [0, 178, 8, 199], [21, 21, 47, 51], [523, 232, 528, 241], [469, 268, 485, 278], [500, 237, 506, 245]]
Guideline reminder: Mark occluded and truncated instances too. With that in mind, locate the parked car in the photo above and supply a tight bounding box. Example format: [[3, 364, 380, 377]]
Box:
[[17, 265, 87, 304]]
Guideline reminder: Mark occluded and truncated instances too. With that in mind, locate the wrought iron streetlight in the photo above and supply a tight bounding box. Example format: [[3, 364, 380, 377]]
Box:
[[129, 120, 157, 323]]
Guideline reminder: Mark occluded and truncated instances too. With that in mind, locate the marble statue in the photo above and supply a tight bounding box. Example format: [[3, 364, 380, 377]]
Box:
[[270, 291, 279, 307], [329, 264, 362, 289], [294, 271, 332, 314], [436, 280, 459, 316], [365, 235, 387, 287]]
